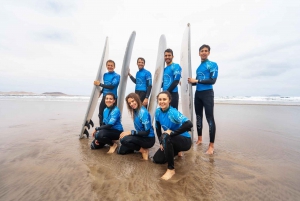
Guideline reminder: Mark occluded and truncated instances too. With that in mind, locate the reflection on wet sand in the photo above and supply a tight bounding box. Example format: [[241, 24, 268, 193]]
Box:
[[1, 100, 300, 200]]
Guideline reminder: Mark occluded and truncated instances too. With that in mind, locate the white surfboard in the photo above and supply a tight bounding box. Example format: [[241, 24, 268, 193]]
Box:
[[117, 31, 136, 112], [148, 35, 167, 123], [79, 37, 109, 139], [180, 23, 194, 140]]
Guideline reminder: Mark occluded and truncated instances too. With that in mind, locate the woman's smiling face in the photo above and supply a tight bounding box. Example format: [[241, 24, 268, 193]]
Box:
[[105, 94, 115, 107], [157, 93, 171, 111]]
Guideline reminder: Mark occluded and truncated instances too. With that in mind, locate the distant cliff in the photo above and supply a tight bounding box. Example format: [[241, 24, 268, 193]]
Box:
[[42, 92, 68, 96], [0, 91, 68, 96]]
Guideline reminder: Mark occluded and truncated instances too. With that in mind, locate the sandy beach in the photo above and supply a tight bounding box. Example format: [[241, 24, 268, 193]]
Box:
[[1, 98, 300, 201]]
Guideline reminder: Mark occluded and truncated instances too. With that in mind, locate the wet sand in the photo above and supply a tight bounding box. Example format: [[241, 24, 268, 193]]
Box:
[[0, 99, 300, 201]]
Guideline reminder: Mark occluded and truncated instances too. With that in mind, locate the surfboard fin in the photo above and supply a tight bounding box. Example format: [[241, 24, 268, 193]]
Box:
[[85, 121, 90, 130], [84, 129, 89, 138], [89, 119, 94, 128]]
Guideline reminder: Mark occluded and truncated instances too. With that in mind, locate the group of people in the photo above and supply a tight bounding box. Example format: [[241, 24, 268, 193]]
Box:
[[91, 44, 218, 180]]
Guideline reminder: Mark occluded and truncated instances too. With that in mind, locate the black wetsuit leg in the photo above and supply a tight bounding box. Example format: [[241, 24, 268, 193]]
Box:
[[135, 90, 147, 108], [95, 128, 122, 146], [98, 97, 106, 126], [153, 134, 191, 169], [118, 136, 155, 155], [194, 89, 216, 143], [170, 92, 179, 109]]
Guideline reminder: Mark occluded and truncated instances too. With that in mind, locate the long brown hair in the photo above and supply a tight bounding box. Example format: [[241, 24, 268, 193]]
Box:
[[125, 93, 142, 118]]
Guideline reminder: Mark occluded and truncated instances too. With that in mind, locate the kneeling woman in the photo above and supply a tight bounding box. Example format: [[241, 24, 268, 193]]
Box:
[[153, 91, 193, 180], [118, 93, 155, 160], [91, 92, 123, 153]]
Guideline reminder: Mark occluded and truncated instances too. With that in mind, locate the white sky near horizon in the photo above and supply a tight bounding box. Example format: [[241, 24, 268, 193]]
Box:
[[0, 0, 300, 96]]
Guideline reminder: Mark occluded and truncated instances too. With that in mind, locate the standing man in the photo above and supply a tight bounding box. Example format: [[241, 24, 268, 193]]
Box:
[[162, 49, 182, 109], [128, 57, 152, 108], [94, 60, 120, 126], [188, 44, 218, 154]]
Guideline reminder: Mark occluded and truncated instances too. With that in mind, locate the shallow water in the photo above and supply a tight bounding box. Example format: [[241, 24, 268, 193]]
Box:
[[0, 100, 300, 200]]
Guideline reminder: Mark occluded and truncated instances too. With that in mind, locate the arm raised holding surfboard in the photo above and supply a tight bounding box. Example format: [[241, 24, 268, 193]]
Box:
[[94, 60, 120, 127], [128, 57, 152, 108]]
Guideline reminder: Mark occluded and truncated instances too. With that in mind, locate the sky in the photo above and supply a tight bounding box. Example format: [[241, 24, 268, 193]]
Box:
[[0, 0, 300, 96]]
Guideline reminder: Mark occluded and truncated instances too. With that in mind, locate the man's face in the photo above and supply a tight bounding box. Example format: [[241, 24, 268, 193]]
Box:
[[106, 62, 115, 72], [199, 47, 210, 61], [137, 59, 145, 70], [164, 52, 173, 65]]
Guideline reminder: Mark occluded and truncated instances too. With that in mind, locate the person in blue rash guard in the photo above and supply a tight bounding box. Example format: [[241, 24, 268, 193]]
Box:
[[90, 93, 123, 154], [152, 91, 193, 180], [188, 44, 218, 155], [162, 49, 182, 109], [117, 93, 155, 160], [94, 60, 120, 126], [128, 57, 152, 108]]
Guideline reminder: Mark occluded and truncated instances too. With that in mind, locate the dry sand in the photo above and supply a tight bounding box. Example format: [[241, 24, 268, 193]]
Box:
[[0, 99, 300, 201]]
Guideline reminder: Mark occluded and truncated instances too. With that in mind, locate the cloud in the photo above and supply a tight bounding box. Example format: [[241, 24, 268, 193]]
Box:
[[1, 0, 300, 96]]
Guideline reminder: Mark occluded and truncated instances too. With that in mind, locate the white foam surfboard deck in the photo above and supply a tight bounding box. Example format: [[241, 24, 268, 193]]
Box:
[[79, 37, 109, 139], [180, 23, 194, 140], [148, 35, 167, 123], [117, 31, 136, 112]]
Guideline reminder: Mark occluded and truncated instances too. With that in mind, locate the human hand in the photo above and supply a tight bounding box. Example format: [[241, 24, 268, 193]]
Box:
[[187, 78, 197, 84], [165, 129, 172, 135], [94, 80, 100, 86], [92, 129, 97, 137], [160, 144, 164, 151], [142, 98, 148, 106], [119, 131, 131, 139]]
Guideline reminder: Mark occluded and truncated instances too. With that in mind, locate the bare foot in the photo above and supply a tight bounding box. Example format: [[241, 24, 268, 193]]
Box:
[[139, 148, 149, 160], [195, 136, 202, 145], [205, 143, 214, 154], [178, 152, 184, 157], [161, 169, 175, 180], [107, 143, 118, 154]]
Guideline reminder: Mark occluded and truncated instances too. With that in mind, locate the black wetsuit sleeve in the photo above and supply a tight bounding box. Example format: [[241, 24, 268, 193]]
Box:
[[197, 72, 217, 85], [155, 121, 163, 143], [133, 129, 150, 136], [170, 120, 193, 137], [198, 78, 217, 85], [100, 83, 114, 89], [167, 80, 179, 92], [96, 124, 113, 130], [145, 80, 152, 98], [129, 75, 136, 84]]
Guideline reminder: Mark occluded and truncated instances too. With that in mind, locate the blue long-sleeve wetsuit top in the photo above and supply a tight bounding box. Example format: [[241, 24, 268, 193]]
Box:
[[162, 63, 182, 92], [103, 106, 123, 131], [102, 71, 120, 98], [155, 106, 190, 138], [135, 68, 152, 91], [132, 106, 154, 137], [196, 60, 218, 91]]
